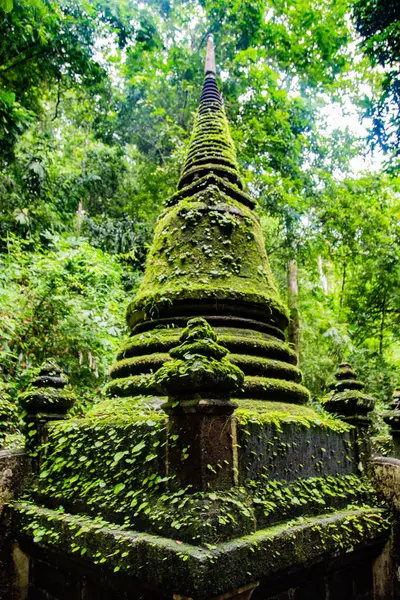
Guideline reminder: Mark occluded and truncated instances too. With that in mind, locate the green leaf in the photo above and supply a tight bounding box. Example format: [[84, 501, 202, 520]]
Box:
[[113, 483, 126, 494], [132, 441, 146, 453], [113, 451, 127, 464], [0, 0, 13, 13]]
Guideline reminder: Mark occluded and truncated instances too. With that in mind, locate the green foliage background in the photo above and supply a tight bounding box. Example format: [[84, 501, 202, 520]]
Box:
[[0, 0, 399, 424]]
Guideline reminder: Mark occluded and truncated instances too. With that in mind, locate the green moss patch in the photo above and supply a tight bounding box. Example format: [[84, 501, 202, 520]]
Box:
[[178, 104, 242, 191], [235, 400, 352, 433], [229, 354, 301, 381], [167, 172, 256, 209], [128, 190, 287, 325], [239, 377, 310, 404]]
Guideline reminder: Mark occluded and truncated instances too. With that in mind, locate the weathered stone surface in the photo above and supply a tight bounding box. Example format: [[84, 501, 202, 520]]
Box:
[[0, 449, 31, 600], [371, 456, 400, 510], [0, 449, 31, 517], [19, 362, 75, 416], [237, 410, 356, 483], [20, 362, 75, 460], [323, 362, 375, 417], [13, 502, 390, 600]]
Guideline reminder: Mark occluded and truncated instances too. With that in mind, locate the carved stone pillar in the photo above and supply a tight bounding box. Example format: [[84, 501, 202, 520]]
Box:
[[324, 362, 375, 469], [152, 317, 243, 491], [19, 362, 75, 467]]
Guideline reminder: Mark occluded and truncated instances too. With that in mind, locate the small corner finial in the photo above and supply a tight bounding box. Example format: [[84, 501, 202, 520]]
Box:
[[205, 34, 216, 77]]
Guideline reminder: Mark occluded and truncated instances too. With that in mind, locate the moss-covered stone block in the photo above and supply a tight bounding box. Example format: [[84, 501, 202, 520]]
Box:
[[13, 502, 391, 600]]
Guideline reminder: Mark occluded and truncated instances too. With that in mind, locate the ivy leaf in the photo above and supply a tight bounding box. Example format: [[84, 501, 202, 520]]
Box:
[[113, 482, 126, 494], [0, 0, 13, 13], [113, 451, 127, 464], [132, 441, 146, 453]]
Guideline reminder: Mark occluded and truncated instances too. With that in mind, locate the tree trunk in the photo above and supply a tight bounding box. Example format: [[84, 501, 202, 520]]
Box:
[[75, 121, 90, 232], [318, 255, 328, 294], [287, 259, 300, 364], [379, 292, 387, 356], [339, 261, 346, 319]]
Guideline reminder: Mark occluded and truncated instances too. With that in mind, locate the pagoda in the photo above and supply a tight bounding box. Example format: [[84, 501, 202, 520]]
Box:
[[107, 35, 309, 407]]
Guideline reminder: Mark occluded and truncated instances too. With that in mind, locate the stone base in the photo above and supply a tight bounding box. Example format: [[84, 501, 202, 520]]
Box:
[[0, 450, 31, 600], [12, 503, 390, 600]]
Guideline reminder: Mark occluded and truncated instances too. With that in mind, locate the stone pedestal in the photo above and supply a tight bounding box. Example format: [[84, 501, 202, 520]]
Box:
[[165, 398, 237, 491], [152, 318, 243, 492], [324, 362, 375, 470], [19, 362, 75, 468]]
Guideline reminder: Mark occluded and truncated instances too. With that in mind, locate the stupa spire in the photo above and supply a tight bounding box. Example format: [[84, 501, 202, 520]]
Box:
[[177, 35, 243, 192], [205, 34, 216, 77]]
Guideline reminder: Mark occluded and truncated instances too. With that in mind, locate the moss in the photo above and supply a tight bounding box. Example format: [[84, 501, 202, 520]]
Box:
[[19, 387, 76, 414], [151, 318, 244, 397], [26, 396, 167, 526], [20, 390, 360, 546], [235, 400, 352, 434], [325, 363, 375, 418], [152, 354, 243, 397], [335, 363, 357, 380], [179, 163, 242, 189], [87, 395, 165, 420], [19, 362, 76, 415], [324, 390, 375, 416], [23, 391, 358, 546], [113, 327, 297, 369], [109, 354, 171, 379], [128, 190, 288, 327], [105, 374, 310, 405], [104, 374, 156, 397], [239, 376, 310, 405], [334, 379, 365, 391], [116, 329, 181, 360], [249, 473, 376, 528], [217, 332, 297, 362], [13, 501, 391, 599], [178, 104, 242, 191], [229, 354, 301, 381], [167, 172, 255, 209]]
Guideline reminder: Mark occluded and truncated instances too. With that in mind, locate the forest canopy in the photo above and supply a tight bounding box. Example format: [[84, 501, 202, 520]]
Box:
[[0, 0, 399, 425]]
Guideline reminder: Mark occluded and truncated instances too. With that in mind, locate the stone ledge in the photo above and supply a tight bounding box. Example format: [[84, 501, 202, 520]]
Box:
[[0, 449, 31, 516], [12, 503, 390, 600], [371, 456, 400, 510]]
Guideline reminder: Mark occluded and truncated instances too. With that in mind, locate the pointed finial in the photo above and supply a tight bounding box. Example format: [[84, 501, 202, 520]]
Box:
[[205, 34, 216, 77]]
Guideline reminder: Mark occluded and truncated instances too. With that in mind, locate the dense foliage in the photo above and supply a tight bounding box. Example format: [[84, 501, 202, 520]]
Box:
[[353, 0, 400, 167], [0, 0, 399, 425]]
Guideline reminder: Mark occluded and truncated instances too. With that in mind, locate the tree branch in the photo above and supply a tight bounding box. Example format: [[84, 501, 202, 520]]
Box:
[[0, 48, 49, 74], [51, 80, 62, 122]]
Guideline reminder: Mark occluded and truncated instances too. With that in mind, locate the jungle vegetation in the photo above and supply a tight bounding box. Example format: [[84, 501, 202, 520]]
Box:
[[0, 0, 399, 420]]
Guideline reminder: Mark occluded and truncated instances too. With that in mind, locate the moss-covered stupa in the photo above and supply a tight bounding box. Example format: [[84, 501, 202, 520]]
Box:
[[107, 35, 309, 406], [323, 362, 375, 419], [2, 38, 393, 600]]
